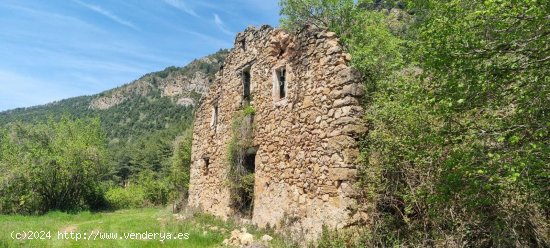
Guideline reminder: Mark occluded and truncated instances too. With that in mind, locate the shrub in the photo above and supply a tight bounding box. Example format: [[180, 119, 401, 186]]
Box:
[[0, 116, 108, 214], [105, 170, 171, 210], [83, 182, 110, 211], [137, 171, 170, 206], [312, 226, 365, 248], [0, 175, 42, 215], [242, 105, 256, 116], [105, 186, 145, 209]]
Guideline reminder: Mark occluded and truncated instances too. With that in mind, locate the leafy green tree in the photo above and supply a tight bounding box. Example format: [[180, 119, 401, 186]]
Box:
[[280, 0, 403, 85], [0, 126, 41, 214], [280, 0, 355, 32], [0, 116, 109, 213], [135, 170, 169, 206], [170, 128, 193, 201]]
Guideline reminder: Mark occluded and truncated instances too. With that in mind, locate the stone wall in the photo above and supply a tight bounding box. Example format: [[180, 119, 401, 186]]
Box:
[[188, 25, 366, 240]]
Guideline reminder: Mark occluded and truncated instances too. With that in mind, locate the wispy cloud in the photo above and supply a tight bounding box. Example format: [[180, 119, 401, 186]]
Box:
[[139, 11, 233, 48], [162, 0, 198, 17], [213, 13, 233, 36], [0, 2, 105, 34], [0, 0, 280, 111], [180, 28, 233, 48], [73, 0, 138, 30]]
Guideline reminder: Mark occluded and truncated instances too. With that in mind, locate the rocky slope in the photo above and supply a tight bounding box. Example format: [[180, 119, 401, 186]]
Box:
[[90, 51, 225, 110]]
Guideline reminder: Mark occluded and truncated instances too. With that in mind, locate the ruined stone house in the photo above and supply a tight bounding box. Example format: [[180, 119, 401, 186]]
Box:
[[188, 25, 366, 240]]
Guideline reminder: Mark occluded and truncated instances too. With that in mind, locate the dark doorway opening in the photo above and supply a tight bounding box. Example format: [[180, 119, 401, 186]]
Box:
[[239, 149, 256, 217], [244, 152, 256, 173]]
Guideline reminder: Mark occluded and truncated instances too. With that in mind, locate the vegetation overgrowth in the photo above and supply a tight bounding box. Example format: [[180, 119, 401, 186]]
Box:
[[227, 105, 256, 216], [281, 0, 549, 246]]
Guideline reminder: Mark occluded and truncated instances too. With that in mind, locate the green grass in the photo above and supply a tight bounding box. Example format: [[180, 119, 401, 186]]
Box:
[[0, 207, 290, 248]]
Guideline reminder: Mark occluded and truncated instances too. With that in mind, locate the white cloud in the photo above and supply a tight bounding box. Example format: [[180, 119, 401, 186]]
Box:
[[213, 13, 233, 36], [162, 0, 198, 17], [73, 0, 139, 30]]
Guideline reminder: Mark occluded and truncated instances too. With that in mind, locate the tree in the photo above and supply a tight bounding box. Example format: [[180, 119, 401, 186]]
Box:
[[0, 116, 109, 213], [281, 0, 403, 85], [170, 128, 193, 201]]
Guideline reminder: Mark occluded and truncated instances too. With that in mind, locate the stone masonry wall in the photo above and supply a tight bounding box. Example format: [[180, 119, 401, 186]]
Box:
[[188, 25, 366, 240]]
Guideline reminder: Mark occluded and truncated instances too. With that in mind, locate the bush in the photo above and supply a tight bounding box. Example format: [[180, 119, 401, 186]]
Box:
[[0, 116, 109, 214], [312, 226, 365, 248], [137, 171, 170, 206], [0, 175, 42, 215], [105, 170, 171, 210], [105, 186, 145, 209], [83, 182, 110, 211]]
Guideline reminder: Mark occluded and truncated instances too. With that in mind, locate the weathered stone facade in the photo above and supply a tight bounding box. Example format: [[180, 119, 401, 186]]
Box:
[[188, 25, 366, 240]]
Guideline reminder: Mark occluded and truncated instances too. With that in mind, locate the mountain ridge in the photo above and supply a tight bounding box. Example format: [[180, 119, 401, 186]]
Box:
[[0, 49, 229, 131]]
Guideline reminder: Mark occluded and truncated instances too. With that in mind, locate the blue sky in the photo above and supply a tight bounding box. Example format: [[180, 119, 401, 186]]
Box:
[[0, 0, 280, 111]]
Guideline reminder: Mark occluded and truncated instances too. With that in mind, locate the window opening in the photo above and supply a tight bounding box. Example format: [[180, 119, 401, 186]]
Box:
[[242, 69, 251, 102]]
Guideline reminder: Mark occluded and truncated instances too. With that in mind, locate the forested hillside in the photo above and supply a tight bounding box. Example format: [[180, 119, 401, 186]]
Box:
[[0, 49, 228, 187]]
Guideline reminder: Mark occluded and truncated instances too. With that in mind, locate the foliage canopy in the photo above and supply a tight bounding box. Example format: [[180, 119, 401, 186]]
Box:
[[281, 0, 549, 246]]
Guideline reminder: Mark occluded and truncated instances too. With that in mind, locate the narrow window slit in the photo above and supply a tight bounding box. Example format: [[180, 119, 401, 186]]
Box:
[[278, 68, 286, 99], [203, 157, 210, 175], [211, 104, 219, 128], [242, 69, 251, 102]]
